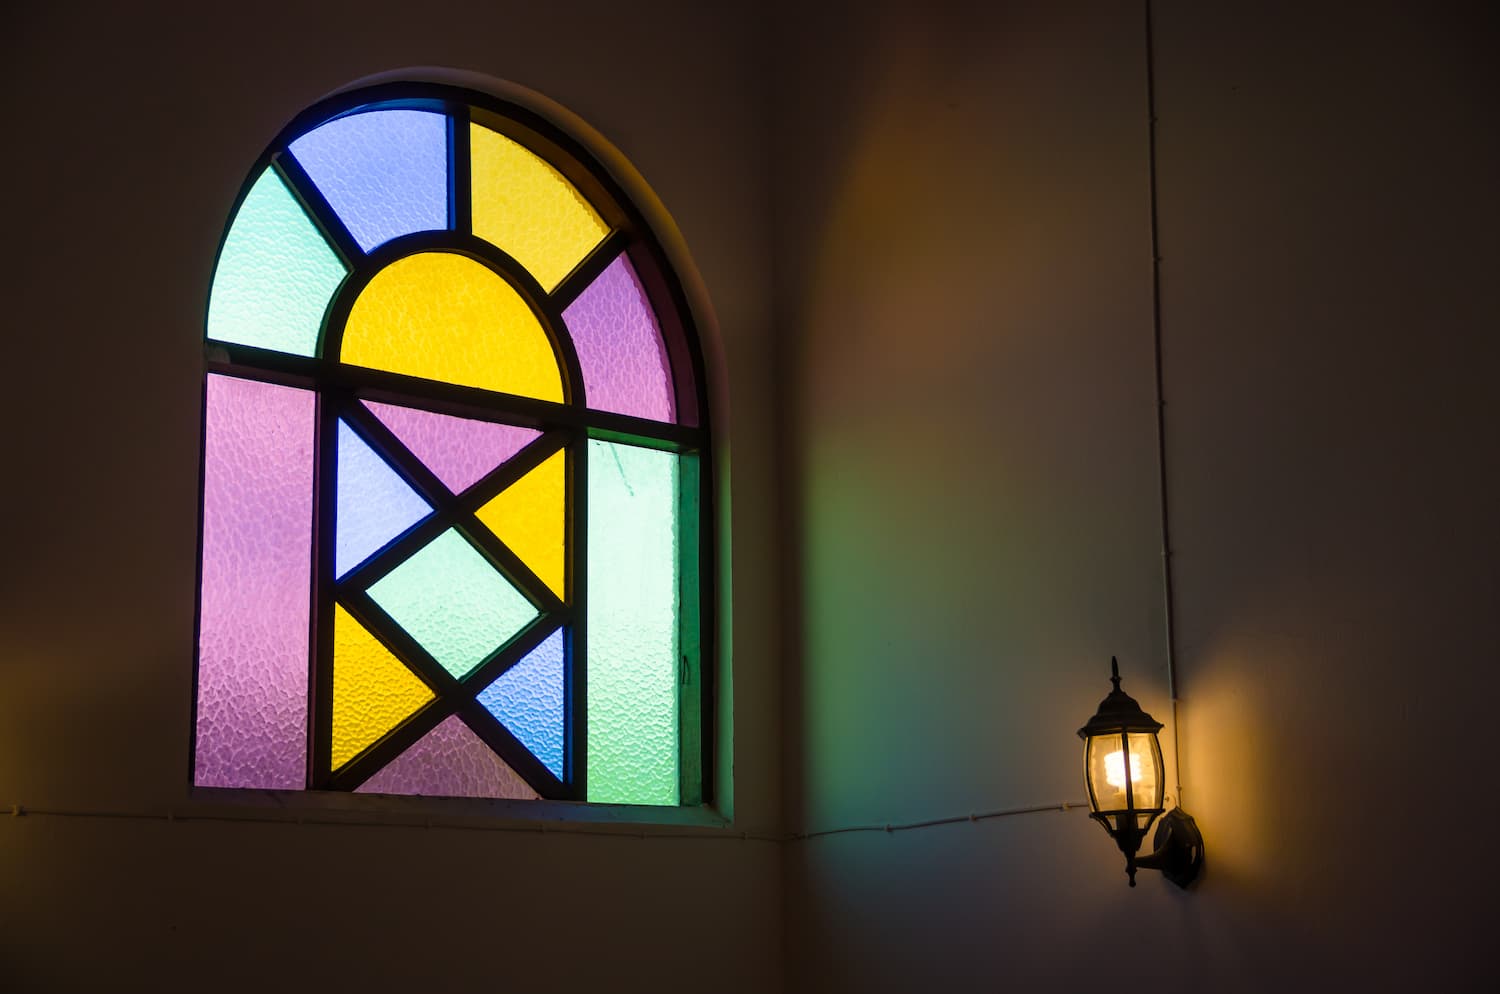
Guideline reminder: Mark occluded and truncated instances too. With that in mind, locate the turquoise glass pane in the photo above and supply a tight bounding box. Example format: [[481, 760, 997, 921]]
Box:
[[289, 109, 448, 253], [587, 440, 679, 805], [477, 628, 564, 779], [336, 420, 432, 578], [368, 529, 537, 679], [205, 167, 346, 356]]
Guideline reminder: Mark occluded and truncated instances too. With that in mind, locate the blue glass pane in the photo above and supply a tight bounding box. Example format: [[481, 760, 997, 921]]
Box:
[[289, 109, 448, 253], [336, 420, 432, 577], [478, 628, 564, 779]]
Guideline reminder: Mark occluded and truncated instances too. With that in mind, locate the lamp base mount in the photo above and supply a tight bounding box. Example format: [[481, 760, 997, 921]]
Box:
[[1134, 807, 1204, 889]]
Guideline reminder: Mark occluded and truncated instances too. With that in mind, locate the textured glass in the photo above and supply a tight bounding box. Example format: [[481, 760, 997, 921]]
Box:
[[470, 123, 608, 290], [1086, 732, 1164, 814], [363, 401, 541, 495], [356, 714, 537, 799], [477, 628, 565, 779], [336, 420, 432, 578], [195, 375, 315, 789], [205, 168, 346, 356], [475, 449, 565, 600], [331, 606, 435, 769], [341, 252, 563, 402], [288, 109, 448, 253], [367, 529, 538, 679], [587, 440, 679, 805], [563, 254, 675, 422]]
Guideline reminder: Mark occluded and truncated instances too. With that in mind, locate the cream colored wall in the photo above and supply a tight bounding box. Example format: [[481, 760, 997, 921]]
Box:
[[0, 2, 781, 990], [778, 1, 1496, 990]]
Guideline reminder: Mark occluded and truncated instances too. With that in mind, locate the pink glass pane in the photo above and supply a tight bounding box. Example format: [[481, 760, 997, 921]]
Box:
[[562, 254, 675, 422], [195, 374, 315, 789], [355, 713, 538, 799], [363, 401, 542, 494]]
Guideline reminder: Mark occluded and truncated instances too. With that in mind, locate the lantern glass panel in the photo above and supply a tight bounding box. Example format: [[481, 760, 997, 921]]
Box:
[[1086, 732, 1163, 814], [1130, 731, 1164, 811]]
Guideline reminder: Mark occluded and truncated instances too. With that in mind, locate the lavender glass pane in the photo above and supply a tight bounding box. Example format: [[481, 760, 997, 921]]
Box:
[[356, 714, 537, 799], [562, 254, 675, 422], [477, 628, 565, 779], [364, 401, 541, 494], [336, 420, 432, 578], [288, 109, 448, 253], [195, 374, 315, 789]]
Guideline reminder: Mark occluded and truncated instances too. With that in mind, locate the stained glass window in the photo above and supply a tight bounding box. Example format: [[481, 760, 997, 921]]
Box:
[[195, 83, 711, 807]]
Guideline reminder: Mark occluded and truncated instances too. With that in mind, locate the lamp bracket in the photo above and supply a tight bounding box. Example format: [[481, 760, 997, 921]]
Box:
[[1133, 807, 1204, 888]]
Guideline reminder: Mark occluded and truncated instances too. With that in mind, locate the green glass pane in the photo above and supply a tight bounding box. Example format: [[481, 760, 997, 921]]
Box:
[[206, 167, 346, 356], [368, 529, 537, 679], [587, 440, 680, 805]]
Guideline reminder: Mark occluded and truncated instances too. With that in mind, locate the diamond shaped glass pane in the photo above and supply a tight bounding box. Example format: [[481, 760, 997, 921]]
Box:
[[367, 529, 537, 679]]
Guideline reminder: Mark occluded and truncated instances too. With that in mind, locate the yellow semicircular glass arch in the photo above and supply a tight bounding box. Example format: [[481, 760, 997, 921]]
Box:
[[471, 123, 609, 291], [341, 252, 564, 402]]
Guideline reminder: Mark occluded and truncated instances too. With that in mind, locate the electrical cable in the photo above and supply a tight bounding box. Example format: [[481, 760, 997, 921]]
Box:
[[2, 799, 1089, 844], [1143, 0, 1185, 808]]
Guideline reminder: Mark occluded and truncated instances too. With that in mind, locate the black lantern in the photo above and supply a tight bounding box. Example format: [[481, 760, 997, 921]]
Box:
[[1078, 657, 1203, 888]]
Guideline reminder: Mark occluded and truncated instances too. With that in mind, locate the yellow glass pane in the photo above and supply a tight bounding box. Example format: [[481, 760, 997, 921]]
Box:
[[341, 252, 563, 402], [475, 449, 566, 600], [332, 604, 435, 769], [470, 123, 609, 291]]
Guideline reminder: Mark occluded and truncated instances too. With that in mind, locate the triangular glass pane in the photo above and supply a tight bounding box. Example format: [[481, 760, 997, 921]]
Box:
[[475, 449, 566, 599], [477, 628, 565, 780], [288, 109, 448, 253], [332, 605, 434, 769], [364, 401, 541, 495], [356, 714, 537, 799], [336, 420, 432, 578], [367, 529, 538, 679]]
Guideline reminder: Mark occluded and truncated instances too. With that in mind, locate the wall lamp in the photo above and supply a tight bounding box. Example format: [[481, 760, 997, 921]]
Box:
[[1078, 658, 1203, 888]]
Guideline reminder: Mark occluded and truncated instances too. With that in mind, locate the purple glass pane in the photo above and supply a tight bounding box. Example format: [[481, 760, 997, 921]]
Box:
[[364, 401, 541, 494], [356, 713, 537, 799], [561, 254, 675, 422], [195, 374, 315, 789]]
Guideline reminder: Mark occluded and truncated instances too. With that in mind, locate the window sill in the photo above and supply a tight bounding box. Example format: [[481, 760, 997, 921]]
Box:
[[187, 785, 732, 834]]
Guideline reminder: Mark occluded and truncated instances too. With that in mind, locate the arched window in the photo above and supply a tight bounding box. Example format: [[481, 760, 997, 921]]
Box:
[[193, 81, 711, 808]]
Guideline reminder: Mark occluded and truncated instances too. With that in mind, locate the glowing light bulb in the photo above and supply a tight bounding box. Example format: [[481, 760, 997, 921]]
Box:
[[1104, 750, 1143, 789]]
